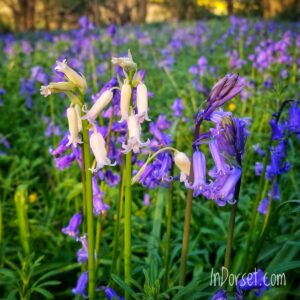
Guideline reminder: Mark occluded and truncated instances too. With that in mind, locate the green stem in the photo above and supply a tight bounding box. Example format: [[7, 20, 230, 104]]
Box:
[[82, 119, 95, 300], [224, 176, 242, 272], [111, 156, 125, 279], [0, 194, 3, 243], [124, 149, 132, 299], [163, 163, 174, 290], [95, 214, 102, 268], [179, 188, 193, 286]]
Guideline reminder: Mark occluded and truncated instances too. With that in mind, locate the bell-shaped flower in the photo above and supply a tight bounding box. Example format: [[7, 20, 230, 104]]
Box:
[[185, 150, 206, 196], [92, 177, 109, 215], [236, 269, 269, 297], [208, 139, 230, 176], [55, 59, 87, 94], [137, 82, 151, 122], [61, 212, 82, 238], [119, 82, 131, 122], [97, 286, 124, 300], [82, 89, 113, 123], [122, 114, 149, 154], [288, 101, 300, 134], [212, 167, 241, 206], [76, 235, 88, 263], [89, 128, 115, 173], [174, 151, 191, 182], [66, 106, 82, 147], [111, 49, 137, 70], [72, 104, 82, 132], [72, 271, 88, 297], [40, 81, 76, 97], [211, 289, 227, 300]]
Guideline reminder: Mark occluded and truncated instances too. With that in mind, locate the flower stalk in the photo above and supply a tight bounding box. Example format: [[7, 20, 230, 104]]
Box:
[[82, 117, 96, 300]]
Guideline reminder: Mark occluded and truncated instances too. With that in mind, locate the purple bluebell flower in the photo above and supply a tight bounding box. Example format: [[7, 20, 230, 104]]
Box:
[[138, 153, 172, 189], [107, 23, 116, 38], [0, 88, 5, 106], [236, 269, 269, 297], [72, 271, 88, 297], [61, 213, 82, 238], [208, 140, 230, 176], [98, 286, 124, 300], [104, 170, 120, 187], [209, 167, 242, 206], [171, 98, 184, 117], [288, 102, 300, 134], [30, 66, 49, 84], [211, 289, 227, 300], [20, 78, 35, 109], [54, 153, 76, 170], [258, 197, 270, 214], [269, 119, 285, 140], [185, 150, 206, 197], [92, 177, 109, 215], [143, 194, 151, 206], [149, 123, 172, 147], [49, 135, 69, 157], [77, 235, 88, 263], [0, 134, 10, 149], [156, 115, 172, 131], [255, 162, 263, 176]]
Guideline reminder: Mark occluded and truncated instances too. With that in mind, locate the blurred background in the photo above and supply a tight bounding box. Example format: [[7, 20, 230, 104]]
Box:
[[0, 0, 299, 33]]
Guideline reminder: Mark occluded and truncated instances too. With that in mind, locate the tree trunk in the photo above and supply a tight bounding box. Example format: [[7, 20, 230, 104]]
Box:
[[227, 0, 233, 15], [27, 0, 35, 31]]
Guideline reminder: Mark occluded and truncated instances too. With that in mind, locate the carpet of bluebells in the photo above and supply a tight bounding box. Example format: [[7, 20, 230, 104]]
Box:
[[0, 16, 300, 300]]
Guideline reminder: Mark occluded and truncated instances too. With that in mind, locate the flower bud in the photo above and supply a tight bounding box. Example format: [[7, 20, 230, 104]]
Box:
[[174, 151, 191, 182], [82, 89, 113, 123], [137, 82, 151, 122], [40, 82, 76, 97], [55, 59, 87, 94], [66, 106, 82, 147], [111, 49, 137, 70], [119, 83, 131, 122]]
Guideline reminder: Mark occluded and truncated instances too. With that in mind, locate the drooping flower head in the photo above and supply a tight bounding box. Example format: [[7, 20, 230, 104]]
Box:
[[61, 212, 82, 238], [72, 271, 88, 297], [236, 269, 269, 297], [122, 114, 150, 154]]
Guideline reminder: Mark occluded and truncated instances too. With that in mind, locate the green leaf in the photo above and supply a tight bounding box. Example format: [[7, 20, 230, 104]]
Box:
[[32, 287, 54, 299], [111, 274, 138, 300]]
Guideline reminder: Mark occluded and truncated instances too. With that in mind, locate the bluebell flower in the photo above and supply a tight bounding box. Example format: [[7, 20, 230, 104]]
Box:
[[288, 102, 300, 134], [258, 197, 270, 214], [77, 235, 88, 263], [61, 213, 82, 238], [49, 135, 69, 157], [236, 269, 269, 297], [171, 98, 184, 117], [255, 162, 263, 176], [92, 177, 109, 215], [72, 271, 88, 298], [269, 119, 285, 140], [54, 153, 76, 170], [211, 289, 227, 300], [98, 286, 124, 300], [185, 150, 206, 197]]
